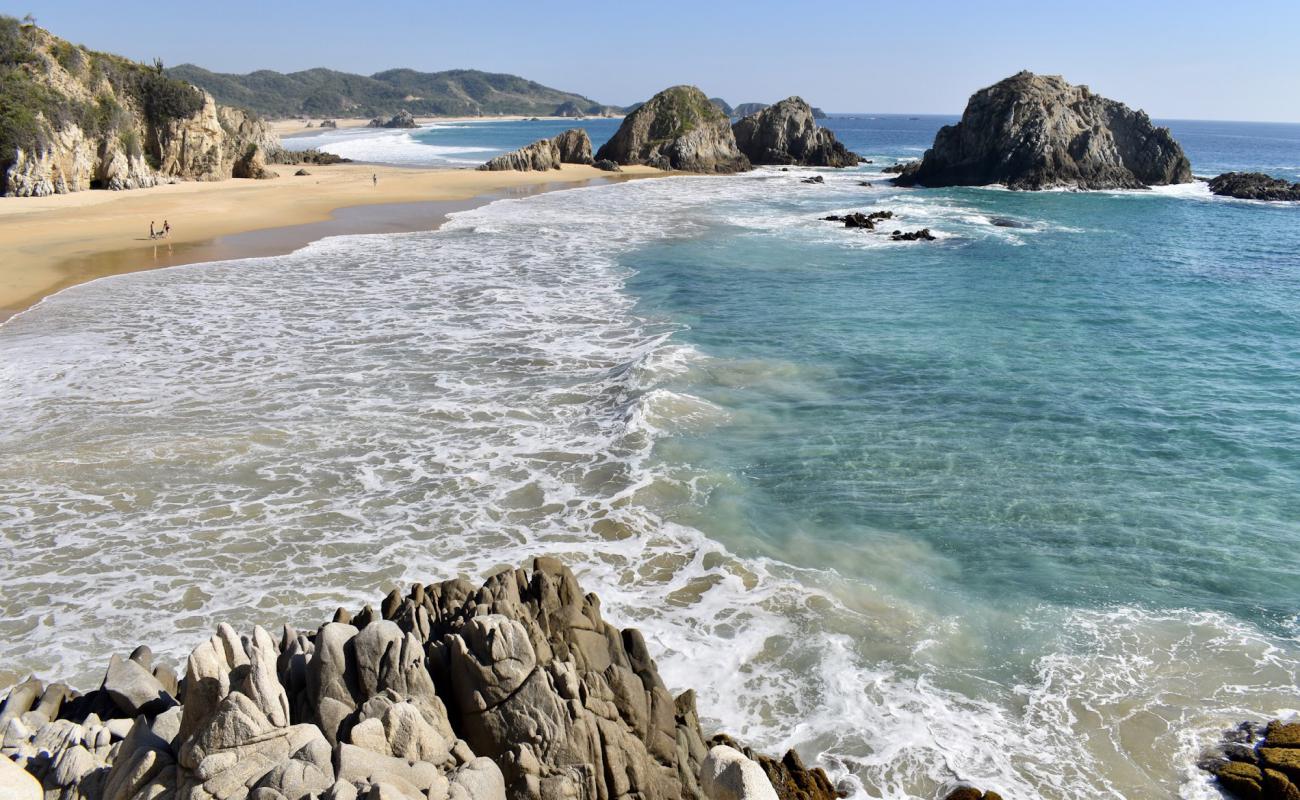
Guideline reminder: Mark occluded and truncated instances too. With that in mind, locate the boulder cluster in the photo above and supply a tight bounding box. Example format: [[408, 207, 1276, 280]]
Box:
[[893, 71, 1192, 190], [477, 130, 593, 172], [1, 558, 843, 800], [1207, 172, 1300, 201], [1201, 718, 1300, 799], [368, 112, 419, 130], [590, 87, 858, 174]]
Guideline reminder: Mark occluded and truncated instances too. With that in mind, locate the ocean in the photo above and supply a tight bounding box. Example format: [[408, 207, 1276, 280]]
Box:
[[2, 115, 1298, 799]]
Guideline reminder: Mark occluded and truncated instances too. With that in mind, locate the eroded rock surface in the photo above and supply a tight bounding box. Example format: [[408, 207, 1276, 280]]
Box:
[[478, 130, 593, 172], [595, 86, 751, 174], [2, 559, 842, 800], [1208, 172, 1300, 201], [894, 71, 1192, 190], [731, 98, 859, 167]]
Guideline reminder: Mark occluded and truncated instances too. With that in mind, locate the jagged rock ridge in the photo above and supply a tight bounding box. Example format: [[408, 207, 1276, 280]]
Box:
[[595, 85, 751, 174], [0, 558, 843, 800], [894, 71, 1192, 190], [477, 130, 594, 171], [731, 97, 859, 167]]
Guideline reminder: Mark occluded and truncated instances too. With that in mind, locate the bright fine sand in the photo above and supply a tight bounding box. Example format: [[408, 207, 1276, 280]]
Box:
[[0, 163, 659, 320]]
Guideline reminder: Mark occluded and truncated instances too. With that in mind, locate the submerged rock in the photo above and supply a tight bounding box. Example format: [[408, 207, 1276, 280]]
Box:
[[732, 97, 859, 167], [477, 129, 594, 171], [1208, 172, 1300, 201], [822, 210, 893, 230], [595, 85, 751, 173], [894, 71, 1192, 190], [890, 228, 937, 241]]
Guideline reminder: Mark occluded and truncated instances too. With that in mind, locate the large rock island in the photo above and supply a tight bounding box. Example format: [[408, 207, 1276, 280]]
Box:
[[595, 86, 751, 174], [731, 97, 859, 167], [894, 71, 1192, 190], [0, 558, 844, 800]]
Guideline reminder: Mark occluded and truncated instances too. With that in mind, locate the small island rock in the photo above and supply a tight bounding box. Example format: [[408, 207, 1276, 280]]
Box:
[[732, 97, 860, 167], [894, 71, 1192, 190], [595, 85, 751, 173]]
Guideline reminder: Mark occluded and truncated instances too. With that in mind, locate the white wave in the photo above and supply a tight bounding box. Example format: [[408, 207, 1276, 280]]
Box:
[[1, 176, 1296, 800], [284, 125, 495, 166]]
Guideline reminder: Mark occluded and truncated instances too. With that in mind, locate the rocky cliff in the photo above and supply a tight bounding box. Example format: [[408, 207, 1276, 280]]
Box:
[[0, 558, 842, 800], [0, 17, 284, 197], [477, 129, 593, 171], [595, 86, 751, 174], [894, 71, 1192, 190], [731, 97, 859, 167]]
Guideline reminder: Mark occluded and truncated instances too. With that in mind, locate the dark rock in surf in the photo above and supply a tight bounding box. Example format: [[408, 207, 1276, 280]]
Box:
[[368, 110, 418, 129], [732, 97, 860, 167], [801, 175, 824, 184], [1208, 172, 1300, 201], [890, 228, 936, 241], [822, 210, 893, 230], [893, 71, 1192, 190]]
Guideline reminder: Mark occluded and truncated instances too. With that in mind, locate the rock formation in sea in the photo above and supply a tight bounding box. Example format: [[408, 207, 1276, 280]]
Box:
[[1208, 172, 1300, 201], [0, 18, 289, 196], [1200, 717, 1300, 799], [893, 71, 1193, 190], [368, 110, 419, 129], [477, 129, 594, 171], [731, 97, 860, 167], [0, 558, 844, 800], [595, 86, 751, 174], [551, 101, 585, 118]]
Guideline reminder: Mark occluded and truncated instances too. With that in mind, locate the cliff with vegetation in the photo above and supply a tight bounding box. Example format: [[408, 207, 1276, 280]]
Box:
[[167, 64, 612, 120], [596, 86, 751, 174], [0, 16, 283, 197]]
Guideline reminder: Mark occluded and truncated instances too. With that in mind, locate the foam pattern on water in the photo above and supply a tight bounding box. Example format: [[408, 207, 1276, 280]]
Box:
[[2, 176, 1297, 800]]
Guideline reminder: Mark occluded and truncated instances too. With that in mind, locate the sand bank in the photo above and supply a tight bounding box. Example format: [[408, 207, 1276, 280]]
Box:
[[0, 163, 659, 320]]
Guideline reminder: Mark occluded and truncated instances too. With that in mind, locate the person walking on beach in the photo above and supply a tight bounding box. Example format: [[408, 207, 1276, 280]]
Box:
[[149, 221, 156, 239], [163, 220, 171, 238], [372, 173, 378, 187]]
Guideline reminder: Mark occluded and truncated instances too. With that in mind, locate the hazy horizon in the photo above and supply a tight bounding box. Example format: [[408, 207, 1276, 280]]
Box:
[[4, 0, 1300, 124]]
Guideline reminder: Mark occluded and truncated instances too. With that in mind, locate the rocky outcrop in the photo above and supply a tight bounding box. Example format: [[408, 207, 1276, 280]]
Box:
[[0, 19, 286, 196], [822, 210, 893, 230], [1201, 719, 1300, 800], [595, 85, 751, 174], [368, 110, 419, 129], [319, 120, 338, 129], [732, 98, 859, 167], [1208, 172, 1300, 201], [710, 98, 734, 117], [552, 101, 585, 118], [2, 559, 834, 800], [894, 71, 1193, 190], [477, 129, 593, 171]]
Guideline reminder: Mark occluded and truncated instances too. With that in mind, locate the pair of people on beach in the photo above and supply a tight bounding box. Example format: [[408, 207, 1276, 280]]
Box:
[[150, 220, 170, 240]]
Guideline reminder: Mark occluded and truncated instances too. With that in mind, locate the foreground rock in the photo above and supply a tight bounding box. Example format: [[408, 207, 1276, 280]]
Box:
[[1, 558, 839, 800], [595, 85, 751, 173], [894, 71, 1192, 190], [1200, 718, 1300, 799], [477, 129, 594, 171], [732, 98, 859, 167], [822, 210, 893, 230], [1208, 172, 1300, 201], [369, 110, 419, 129]]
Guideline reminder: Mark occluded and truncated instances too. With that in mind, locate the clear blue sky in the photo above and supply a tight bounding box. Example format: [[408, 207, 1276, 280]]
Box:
[[6, 0, 1299, 122]]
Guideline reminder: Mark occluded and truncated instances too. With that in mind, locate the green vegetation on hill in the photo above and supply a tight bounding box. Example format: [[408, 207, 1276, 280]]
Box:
[[166, 63, 607, 118], [1, 15, 203, 174]]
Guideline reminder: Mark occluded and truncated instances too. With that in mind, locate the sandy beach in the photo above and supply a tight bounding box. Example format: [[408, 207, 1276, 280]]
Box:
[[271, 115, 622, 138], [0, 162, 659, 320]]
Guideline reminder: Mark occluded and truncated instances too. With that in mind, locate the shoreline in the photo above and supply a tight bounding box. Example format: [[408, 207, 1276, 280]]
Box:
[[0, 163, 661, 322], [274, 114, 624, 138]]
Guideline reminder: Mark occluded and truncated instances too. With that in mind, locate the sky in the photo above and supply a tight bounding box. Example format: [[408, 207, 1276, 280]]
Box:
[[6, 0, 1299, 123]]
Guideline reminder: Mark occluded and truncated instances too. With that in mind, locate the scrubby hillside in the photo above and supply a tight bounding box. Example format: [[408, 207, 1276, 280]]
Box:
[[0, 15, 280, 196], [167, 63, 611, 118]]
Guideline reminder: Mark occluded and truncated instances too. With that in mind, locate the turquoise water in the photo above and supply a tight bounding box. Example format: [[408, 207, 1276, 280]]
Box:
[[3, 115, 1299, 799]]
